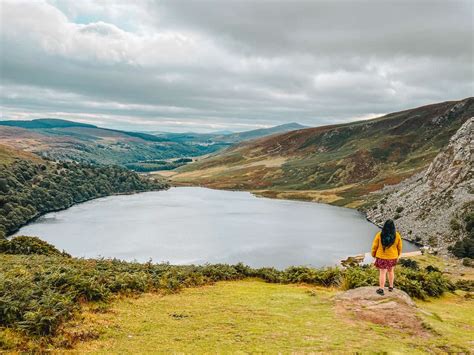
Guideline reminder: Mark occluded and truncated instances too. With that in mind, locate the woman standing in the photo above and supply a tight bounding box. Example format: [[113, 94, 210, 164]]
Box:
[[371, 219, 402, 295]]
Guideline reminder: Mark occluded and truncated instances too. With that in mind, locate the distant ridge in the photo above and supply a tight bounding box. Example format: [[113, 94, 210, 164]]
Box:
[[217, 122, 307, 143], [0, 118, 307, 166], [0, 118, 165, 142], [0, 118, 97, 129]]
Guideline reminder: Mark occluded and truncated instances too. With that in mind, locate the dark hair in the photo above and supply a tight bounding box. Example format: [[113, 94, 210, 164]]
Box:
[[381, 219, 396, 250]]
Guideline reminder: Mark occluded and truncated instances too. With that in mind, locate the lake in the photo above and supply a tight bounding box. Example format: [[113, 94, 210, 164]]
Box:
[[14, 187, 418, 268]]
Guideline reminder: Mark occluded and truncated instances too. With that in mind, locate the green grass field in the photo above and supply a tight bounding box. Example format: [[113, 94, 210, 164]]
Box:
[[74, 279, 473, 353]]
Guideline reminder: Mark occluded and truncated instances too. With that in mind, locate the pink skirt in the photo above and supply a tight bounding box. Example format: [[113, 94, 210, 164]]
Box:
[[374, 258, 398, 270]]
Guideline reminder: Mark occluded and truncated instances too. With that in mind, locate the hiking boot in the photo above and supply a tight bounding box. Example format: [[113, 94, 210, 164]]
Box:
[[376, 288, 384, 295], [388, 287, 394, 292]]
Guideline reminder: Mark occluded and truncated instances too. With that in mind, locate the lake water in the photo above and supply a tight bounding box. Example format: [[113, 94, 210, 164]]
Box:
[[14, 187, 417, 268]]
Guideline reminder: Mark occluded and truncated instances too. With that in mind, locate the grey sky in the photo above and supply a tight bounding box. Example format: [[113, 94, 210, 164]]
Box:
[[1, 0, 473, 132]]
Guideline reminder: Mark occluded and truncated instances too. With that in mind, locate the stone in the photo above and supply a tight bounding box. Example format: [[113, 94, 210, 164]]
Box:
[[335, 286, 427, 335], [335, 286, 416, 307]]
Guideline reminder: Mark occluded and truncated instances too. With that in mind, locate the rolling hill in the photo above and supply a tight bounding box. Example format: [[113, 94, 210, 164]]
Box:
[[0, 119, 306, 167], [214, 122, 307, 143], [0, 119, 220, 165], [172, 98, 474, 208], [152, 122, 308, 144]]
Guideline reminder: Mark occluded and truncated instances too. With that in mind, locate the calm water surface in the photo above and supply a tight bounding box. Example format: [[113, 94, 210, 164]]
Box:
[[14, 187, 417, 268]]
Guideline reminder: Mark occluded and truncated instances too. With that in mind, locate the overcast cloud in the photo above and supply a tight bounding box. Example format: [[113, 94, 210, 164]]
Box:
[[0, 0, 472, 132]]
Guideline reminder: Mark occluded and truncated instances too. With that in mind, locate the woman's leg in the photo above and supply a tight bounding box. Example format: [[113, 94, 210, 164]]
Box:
[[388, 267, 395, 288], [379, 269, 387, 289]]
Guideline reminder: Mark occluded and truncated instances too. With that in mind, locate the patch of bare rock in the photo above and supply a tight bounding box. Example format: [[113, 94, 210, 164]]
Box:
[[335, 286, 429, 336]]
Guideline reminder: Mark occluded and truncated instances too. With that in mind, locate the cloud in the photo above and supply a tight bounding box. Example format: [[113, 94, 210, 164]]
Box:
[[0, 0, 472, 132]]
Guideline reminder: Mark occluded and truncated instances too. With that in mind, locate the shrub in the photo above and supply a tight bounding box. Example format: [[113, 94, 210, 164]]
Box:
[[398, 258, 419, 270], [425, 265, 441, 273], [200, 263, 246, 281], [449, 208, 474, 259], [0, 236, 70, 257], [428, 236, 438, 248], [462, 258, 473, 267], [340, 266, 377, 290], [450, 218, 461, 231], [395, 268, 454, 300], [455, 279, 474, 292], [464, 212, 474, 235], [252, 267, 282, 283], [450, 237, 474, 258]]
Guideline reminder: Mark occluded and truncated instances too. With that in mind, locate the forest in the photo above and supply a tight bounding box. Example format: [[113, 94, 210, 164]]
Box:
[[0, 157, 168, 238]]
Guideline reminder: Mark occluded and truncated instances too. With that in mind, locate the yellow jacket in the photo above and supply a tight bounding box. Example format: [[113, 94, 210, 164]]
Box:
[[371, 231, 402, 259]]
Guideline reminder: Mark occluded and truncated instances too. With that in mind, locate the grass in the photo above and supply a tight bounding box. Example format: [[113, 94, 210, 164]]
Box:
[[406, 254, 474, 281], [0, 144, 43, 165], [416, 292, 474, 352], [72, 279, 473, 353]]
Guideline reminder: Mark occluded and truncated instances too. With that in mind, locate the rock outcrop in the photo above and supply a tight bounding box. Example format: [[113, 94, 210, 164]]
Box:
[[335, 286, 427, 335], [366, 118, 473, 254], [336, 286, 415, 306]]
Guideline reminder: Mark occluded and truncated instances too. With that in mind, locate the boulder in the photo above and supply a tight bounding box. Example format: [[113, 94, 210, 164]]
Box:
[[335, 286, 415, 307], [335, 286, 428, 336]]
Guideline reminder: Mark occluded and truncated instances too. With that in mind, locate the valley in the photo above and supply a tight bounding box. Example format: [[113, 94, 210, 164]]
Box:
[[171, 98, 474, 254], [2, 2, 473, 352], [0, 119, 304, 168], [1, 99, 473, 352]]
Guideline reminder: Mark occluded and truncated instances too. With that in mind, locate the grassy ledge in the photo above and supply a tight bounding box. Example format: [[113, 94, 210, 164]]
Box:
[[1, 237, 473, 352], [63, 280, 474, 353]]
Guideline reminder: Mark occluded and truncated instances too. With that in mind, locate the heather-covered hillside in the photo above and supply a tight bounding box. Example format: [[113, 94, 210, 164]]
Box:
[[173, 98, 473, 207]]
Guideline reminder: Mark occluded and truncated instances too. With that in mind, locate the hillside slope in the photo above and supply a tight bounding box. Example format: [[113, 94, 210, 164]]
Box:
[[0, 119, 306, 167], [214, 122, 307, 143], [366, 118, 473, 254], [151, 123, 307, 146], [0, 119, 221, 165], [0, 118, 97, 129], [173, 98, 473, 207]]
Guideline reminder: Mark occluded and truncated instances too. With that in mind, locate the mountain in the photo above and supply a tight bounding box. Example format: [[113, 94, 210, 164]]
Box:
[[0, 119, 306, 168], [366, 118, 473, 255], [0, 118, 97, 129], [172, 98, 474, 207], [153, 122, 308, 144], [0, 119, 226, 166], [0, 118, 172, 142], [214, 122, 308, 143], [209, 130, 234, 135]]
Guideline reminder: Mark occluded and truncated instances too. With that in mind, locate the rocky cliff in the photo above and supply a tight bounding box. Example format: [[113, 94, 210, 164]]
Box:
[[366, 117, 473, 254]]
